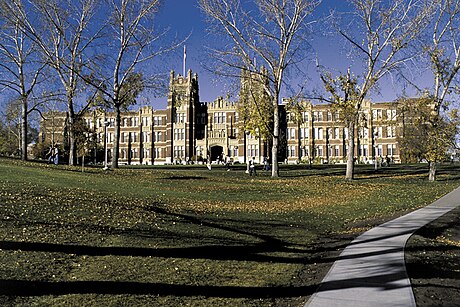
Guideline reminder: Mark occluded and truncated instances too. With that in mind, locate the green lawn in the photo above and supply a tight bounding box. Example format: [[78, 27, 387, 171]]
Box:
[[0, 158, 459, 306]]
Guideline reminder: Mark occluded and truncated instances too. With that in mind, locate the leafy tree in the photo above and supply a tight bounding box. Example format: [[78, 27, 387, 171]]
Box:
[[398, 97, 459, 178], [238, 67, 273, 141], [0, 98, 38, 157]]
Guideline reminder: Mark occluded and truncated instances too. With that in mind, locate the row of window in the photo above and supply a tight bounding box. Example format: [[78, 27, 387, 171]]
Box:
[[86, 116, 168, 129], [213, 112, 227, 124], [99, 131, 166, 144], [287, 144, 397, 158], [287, 126, 397, 140], [373, 109, 397, 121], [119, 148, 164, 160], [174, 129, 185, 140], [287, 109, 398, 123]]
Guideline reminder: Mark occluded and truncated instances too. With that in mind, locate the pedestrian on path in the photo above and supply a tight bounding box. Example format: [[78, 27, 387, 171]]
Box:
[[53, 147, 59, 165], [263, 156, 270, 171], [249, 157, 257, 176], [46, 146, 54, 164]]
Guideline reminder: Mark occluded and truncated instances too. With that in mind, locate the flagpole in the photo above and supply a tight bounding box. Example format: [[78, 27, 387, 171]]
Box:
[[183, 45, 186, 77]]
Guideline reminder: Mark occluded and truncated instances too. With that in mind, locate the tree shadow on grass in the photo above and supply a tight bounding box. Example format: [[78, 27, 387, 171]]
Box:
[[0, 206, 429, 300], [0, 279, 318, 297], [0, 268, 413, 298]]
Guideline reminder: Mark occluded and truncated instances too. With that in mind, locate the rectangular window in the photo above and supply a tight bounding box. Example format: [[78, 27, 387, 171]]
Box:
[[300, 128, 308, 139], [302, 112, 309, 122], [288, 128, 296, 140], [154, 116, 162, 126], [301, 146, 309, 157], [335, 145, 340, 157], [318, 112, 323, 121], [387, 144, 396, 156], [314, 128, 323, 139], [288, 145, 296, 157], [387, 126, 396, 138], [317, 146, 323, 157], [327, 128, 333, 139]]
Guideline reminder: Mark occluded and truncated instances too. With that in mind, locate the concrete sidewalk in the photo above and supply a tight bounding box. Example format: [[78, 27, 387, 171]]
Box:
[[306, 186, 460, 307]]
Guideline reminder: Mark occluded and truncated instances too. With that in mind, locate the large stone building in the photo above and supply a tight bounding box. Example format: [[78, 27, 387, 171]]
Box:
[[39, 70, 402, 165]]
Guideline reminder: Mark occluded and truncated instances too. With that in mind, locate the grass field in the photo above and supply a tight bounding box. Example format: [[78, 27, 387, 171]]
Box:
[[0, 158, 459, 306]]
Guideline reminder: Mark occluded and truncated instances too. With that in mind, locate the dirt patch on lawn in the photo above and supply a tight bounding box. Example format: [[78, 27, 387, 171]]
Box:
[[405, 207, 460, 307]]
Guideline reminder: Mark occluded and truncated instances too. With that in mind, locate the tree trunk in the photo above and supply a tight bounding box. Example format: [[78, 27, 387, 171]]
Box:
[[428, 161, 437, 182], [271, 103, 279, 177], [21, 96, 27, 161], [66, 91, 77, 166], [345, 120, 355, 180], [112, 104, 121, 169], [67, 115, 76, 166]]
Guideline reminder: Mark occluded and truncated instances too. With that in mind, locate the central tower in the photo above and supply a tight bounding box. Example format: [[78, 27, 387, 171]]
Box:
[[166, 70, 201, 163]]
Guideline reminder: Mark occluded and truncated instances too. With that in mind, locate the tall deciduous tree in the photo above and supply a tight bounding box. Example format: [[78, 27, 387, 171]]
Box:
[[0, 0, 46, 161], [1, 0, 102, 165], [320, 0, 434, 180], [424, 0, 460, 180], [199, 0, 321, 177], [1, 0, 97, 164], [31, 0, 101, 166], [94, 0, 167, 169]]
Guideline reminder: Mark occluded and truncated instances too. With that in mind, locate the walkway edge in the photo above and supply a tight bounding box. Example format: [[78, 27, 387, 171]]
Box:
[[305, 185, 460, 307]]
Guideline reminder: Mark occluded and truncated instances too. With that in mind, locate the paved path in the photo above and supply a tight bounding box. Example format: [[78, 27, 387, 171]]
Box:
[[306, 185, 460, 307]]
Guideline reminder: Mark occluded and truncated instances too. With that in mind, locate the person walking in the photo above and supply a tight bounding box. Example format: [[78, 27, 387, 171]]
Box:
[[53, 147, 59, 165], [46, 146, 54, 164], [263, 156, 270, 171], [249, 157, 257, 176]]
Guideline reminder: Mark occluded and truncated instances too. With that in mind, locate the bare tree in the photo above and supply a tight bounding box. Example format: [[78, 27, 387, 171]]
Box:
[[32, 0, 102, 166], [1, 0, 103, 165], [320, 0, 435, 180], [199, 0, 321, 177], [424, 0, 460, 181], [0, 0, 46, 160], [91, 0, 178, 169]]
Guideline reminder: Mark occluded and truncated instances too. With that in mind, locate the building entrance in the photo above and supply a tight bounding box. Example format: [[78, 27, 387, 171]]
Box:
[[210, 146, 224, 163]]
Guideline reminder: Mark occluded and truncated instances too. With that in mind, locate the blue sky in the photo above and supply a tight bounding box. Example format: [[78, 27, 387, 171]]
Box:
[[150, 0, 430, 109]]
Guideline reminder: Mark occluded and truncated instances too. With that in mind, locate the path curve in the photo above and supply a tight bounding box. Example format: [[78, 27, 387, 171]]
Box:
[[306, 185, 460, 307]]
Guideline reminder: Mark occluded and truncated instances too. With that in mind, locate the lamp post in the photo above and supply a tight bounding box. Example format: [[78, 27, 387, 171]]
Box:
[[104, 120, 109, 170], [245, 131, 250, 173], [316, 145, 320, 164], [374, 131, 378, 171]]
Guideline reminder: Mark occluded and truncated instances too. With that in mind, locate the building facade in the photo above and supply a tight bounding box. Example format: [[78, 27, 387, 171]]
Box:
[[39, 70, 402, 165], [284, 100, 401, 164]]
